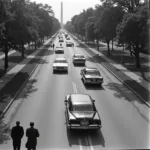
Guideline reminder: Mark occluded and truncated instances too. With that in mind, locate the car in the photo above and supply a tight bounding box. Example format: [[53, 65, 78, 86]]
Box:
[[53, 57, 68, 73], [55, 46, 64, 53], [59, 38, 64, 42], [66, 37, 70, 40], [73, 54, 86, 65], [66, 41, 74, 47], [80, 67, 103, 86], [64, 94, 102, 130]]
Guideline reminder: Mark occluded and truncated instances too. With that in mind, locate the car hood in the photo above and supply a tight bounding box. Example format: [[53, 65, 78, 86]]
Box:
[[53, 63, 68, 67], [72, 111, 95, 119], [85, 75, 102, 79]]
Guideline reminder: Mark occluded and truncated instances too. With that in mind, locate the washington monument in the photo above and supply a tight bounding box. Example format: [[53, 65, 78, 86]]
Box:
[[61, 1, 63, 28]]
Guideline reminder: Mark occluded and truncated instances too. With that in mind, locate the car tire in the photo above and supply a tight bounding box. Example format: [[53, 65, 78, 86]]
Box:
[[53, 70, 55, 74]]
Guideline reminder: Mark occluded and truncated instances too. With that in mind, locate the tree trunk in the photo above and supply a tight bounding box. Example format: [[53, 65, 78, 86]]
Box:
[[34, 41, 37, 50], [107, 41, 110, 56], [112, 39, 114, 51], [4, 44, 9, 71], [21, 41, 24, 58], [135, 46, 141, 68], [96, 40, 99, 51]]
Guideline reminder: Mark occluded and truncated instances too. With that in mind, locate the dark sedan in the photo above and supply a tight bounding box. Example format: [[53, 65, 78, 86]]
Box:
[[64, 94, 102, 130]]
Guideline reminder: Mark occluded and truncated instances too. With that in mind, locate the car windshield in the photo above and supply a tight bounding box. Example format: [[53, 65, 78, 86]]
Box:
[[86, 70, 100, 76], [56, 47, 63, 49], [73, 104, 93, 111], [55, 60, 67, 63]]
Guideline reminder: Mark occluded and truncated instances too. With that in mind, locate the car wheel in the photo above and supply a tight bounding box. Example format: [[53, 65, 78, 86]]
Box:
[[53, 70, 55, 74]]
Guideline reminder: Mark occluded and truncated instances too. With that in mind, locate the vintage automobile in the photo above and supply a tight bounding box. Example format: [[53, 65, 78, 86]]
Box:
[[80, 67, 103, 86], [66, 37, 70, 40], [73, 54, 86, 65], [53, 57, 68, 73], [66, 41, 74, 47], [55, 46, 64, 53], [64, 94, 102, 130], [59, 38, 64, 42]]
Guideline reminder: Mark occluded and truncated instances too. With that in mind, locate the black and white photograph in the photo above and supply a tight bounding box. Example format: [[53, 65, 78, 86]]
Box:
[[0, 0, 149, 149]]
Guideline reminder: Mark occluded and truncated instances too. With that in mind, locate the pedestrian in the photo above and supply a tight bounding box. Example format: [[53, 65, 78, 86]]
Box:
[[11, 121, 24, 150], [26, 122, 40, 150], [52, 43, 55, 50]]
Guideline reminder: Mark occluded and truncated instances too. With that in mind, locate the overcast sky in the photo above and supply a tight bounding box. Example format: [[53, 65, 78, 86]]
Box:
[[30, 0, 101, 24]]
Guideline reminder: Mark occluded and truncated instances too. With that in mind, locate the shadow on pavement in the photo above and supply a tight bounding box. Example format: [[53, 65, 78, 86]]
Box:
[[0, 120, 11, 144], [66, 128, 105, 147]]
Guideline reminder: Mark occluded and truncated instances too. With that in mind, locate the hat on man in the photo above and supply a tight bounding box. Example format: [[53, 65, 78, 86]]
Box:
[[16, 121, 20, 125], [30, 122, 34, 127]]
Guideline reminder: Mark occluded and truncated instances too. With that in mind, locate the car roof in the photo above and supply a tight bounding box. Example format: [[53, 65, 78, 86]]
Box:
[[84, 67, 99, 71], [74, 54, 84, 56], [70, 94, 92, 105], [55, 58, 66, 61]]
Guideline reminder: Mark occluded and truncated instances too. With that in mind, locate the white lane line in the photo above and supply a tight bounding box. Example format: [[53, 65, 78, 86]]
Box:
[[85, 137, 90, 150], [78, 139, 83, 150], [68, 59, 71, 71], [88, 136, 94, 150], [72, 81, 78, 93]]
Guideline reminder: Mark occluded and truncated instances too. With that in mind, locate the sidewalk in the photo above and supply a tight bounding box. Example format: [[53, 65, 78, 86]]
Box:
[[71, 34, 150, 106], [0, 36, 56, 118]]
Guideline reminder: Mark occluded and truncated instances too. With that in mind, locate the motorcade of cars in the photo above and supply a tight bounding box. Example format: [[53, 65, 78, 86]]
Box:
[[53, 57, 68, 73], [64, 94, 102, 130], [80, 67, 103, 86], [73, 54, 86, 65], [66, 41, 74, 47], [55, 46, 64, 53]]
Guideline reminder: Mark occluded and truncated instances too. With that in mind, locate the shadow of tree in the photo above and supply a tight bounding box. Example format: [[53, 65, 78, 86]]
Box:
[[0, 120, 11, 144]]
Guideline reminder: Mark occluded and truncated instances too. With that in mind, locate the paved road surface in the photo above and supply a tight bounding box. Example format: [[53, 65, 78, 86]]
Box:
[[0, 34, 149, 150]]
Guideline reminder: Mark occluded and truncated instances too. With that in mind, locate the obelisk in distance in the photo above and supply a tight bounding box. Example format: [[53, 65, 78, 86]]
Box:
[[61, 1, 63, 28]]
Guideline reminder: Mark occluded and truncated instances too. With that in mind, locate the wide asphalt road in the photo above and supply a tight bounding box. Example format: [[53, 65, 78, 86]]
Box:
[[0, 33, 149, 150]]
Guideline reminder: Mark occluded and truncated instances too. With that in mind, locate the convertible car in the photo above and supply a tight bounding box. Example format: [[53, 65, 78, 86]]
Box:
[[64, 94, 102, 130], [53, 57, 68, 73], [80, 67, 103, 86]]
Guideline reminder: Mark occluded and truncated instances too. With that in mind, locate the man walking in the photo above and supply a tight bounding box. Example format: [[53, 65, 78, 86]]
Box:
[[52, 43, 55, 50], [26, 122, 40, 150], [11, 121, 24, 150]]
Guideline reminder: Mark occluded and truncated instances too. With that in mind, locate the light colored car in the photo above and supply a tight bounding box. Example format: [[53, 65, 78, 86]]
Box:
[[64, 94, 102, 130], [80, 67, 103, 86], [55, 46, 64, 53], [53, 57, 68, 73], [59, 38, 64, 42], [73, 54, 86, 65], [66, 41, 74, 47]]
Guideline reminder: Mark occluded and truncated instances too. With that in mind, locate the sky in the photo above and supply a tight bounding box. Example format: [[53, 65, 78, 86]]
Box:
[[30, 0, 101, 24]]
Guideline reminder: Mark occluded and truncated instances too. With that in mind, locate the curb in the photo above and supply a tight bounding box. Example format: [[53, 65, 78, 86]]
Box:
[[0, 37, 57, 119], [71, 34, 150, 108]]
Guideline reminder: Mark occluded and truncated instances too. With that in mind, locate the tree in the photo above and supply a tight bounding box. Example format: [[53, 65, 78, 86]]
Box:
[[0, 0, 14, 70], [116, 4, 148, 68], [97, 6, 124, 55]]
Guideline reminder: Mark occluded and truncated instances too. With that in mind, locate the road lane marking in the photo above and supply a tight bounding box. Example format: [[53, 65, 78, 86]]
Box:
[[72, 81, 78, 93], [88, 136, 94, 150], [78, 139, 83, 150], [85, 137, 90, 150], [68, 59, 71, 71]]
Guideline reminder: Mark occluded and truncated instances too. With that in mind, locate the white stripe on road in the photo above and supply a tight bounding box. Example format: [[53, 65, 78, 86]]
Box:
[[88, 136, 94, 150], [72, 81, 78, 93], [68, 59, 71, 71], [78, 139, 83, 150], [85, 137, 90, 150]]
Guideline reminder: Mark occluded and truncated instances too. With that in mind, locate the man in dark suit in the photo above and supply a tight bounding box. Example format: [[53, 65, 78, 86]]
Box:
[[11, 121, 24, 150], [26, 122, 40, 150]]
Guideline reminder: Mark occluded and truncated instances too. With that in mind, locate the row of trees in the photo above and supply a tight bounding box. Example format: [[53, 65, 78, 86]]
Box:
[[65, 0, 149, 68], [0, 0, 60, 70]]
